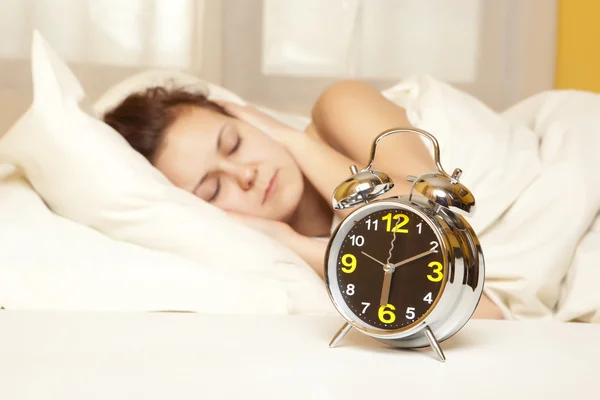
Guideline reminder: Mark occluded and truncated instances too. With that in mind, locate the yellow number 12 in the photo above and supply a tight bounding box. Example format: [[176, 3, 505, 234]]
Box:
[[382, 213, 409, 233]]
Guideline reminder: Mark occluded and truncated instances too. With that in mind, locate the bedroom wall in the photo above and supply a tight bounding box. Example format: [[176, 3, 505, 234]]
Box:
[[554, 0, 600, 93], [0, 0, 559, 132]]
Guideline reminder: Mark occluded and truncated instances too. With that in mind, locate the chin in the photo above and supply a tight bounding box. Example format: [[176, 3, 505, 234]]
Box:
[[268, 201, 297, 223], [271, 195, 301, 223]]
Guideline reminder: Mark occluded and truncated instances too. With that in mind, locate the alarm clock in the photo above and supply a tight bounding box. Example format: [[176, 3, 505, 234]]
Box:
[[324, 127, 484, 362]]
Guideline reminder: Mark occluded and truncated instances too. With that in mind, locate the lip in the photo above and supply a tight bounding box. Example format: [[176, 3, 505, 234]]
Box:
[[263, 170, 279, 204]]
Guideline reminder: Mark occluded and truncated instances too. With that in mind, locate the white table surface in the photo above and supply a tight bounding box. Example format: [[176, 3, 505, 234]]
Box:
[[0, 311, 598, 399]]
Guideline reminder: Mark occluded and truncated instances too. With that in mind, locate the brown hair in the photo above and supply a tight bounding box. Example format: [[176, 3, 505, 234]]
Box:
[[102, 86, 227, 161]]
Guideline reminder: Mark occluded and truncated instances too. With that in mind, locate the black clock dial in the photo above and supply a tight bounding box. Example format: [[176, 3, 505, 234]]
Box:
[[333, 206, 446, 330]]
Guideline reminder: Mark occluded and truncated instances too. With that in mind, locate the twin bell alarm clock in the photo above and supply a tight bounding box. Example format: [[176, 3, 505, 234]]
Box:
[[324, 127, 484, 362]]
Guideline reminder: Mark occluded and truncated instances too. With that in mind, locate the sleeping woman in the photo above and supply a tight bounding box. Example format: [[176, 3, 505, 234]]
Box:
[[103, 80, 503, 320]]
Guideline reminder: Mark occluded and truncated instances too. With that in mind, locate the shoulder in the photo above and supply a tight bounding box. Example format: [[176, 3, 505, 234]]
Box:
[[312, 80, 383, 120], [308, 80, 390, 149]]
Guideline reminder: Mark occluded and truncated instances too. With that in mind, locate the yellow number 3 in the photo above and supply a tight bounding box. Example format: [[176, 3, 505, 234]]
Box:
[[427, 261, 444, 282]]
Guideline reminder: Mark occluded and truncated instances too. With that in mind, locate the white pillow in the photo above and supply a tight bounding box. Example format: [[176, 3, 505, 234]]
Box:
[[0, 31, 330, 315], [93, 69, 248, 117], [0, 171, 289, 314]]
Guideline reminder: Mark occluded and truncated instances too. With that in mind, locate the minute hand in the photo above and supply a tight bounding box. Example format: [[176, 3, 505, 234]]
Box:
[[391, 249, 436, 268]]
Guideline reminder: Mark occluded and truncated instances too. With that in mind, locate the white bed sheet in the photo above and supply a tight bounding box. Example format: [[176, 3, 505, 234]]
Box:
[[1, 311, 598, 400]]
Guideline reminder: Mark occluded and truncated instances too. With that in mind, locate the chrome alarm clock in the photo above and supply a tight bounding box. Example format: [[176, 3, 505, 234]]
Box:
[[324, 127, 484, 362]]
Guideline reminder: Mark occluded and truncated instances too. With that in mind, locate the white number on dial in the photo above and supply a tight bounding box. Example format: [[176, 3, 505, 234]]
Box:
[[366, 218, 379, 231], [423, 292, 433, 304], [405, 307, 416, 320], [361, 302, 370, 314], [346, 284, 355, 296], [430, 241, 439, 253], [349, 234, 364, 247]]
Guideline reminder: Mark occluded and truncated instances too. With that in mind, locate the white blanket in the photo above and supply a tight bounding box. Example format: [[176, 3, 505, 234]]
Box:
[[383, 75, 600, 322]]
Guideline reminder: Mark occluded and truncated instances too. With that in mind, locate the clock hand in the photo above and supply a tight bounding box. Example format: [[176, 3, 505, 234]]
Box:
[[360, 251, 385, 267], [380, 249, 434, 306], [362, 250, 396, 306], [380, 224, 399, 306], [391, 249, 436, 268], [380, 264, 395, 306]]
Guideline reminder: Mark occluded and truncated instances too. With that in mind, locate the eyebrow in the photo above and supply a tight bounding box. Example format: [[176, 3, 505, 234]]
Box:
[[192, 124, 226, 194]]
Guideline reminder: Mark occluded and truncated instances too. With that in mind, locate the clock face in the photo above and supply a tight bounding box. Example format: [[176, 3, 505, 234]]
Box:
[[326, 203, 447, 332]]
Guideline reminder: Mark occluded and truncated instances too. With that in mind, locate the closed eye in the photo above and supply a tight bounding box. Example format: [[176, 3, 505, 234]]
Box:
[[219, 125, 241, 156], [229, 136, 241, 154], [207, 176, 221, 202]]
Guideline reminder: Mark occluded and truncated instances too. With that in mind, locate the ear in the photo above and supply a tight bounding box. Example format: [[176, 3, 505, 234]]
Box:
[[31, 30, 85, 113]]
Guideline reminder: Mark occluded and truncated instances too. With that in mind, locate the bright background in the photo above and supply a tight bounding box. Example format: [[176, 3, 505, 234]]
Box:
[[0, 0, 596, 124]]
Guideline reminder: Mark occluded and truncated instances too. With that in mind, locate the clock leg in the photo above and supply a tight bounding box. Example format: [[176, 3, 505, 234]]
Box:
[[329, 322, 352, 348], [424, 325, 446, 362]]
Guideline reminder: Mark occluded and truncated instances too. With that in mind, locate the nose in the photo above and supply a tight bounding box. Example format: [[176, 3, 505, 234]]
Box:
[[221, 161, 257, 190]]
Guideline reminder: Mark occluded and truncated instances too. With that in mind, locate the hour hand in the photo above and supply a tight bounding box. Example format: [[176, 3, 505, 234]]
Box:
[[360, 251, 386, 267], [380, 265, 394, 306]]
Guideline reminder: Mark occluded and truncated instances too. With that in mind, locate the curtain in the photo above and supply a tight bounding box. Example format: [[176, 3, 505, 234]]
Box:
[[0, 0, 198, 69], [262, 0, 482, 83]]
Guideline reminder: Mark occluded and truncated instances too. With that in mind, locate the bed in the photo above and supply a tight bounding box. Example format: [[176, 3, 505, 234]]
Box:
[[1, 311, 598, 399], [3, 32, 599, 320], [0, 31, 599, 398]]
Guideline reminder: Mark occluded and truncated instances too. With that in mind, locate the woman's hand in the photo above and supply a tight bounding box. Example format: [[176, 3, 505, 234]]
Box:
[[216, 101, 302, 148]]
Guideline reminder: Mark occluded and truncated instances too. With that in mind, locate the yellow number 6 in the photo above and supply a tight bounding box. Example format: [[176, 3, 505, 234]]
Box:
[[378, 304, 396, 324], [427, 261, 444, 282]]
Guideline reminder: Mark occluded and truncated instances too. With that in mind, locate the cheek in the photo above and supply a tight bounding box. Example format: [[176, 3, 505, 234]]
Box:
[[244, 133, 289, 161], [214, 185, 253, 213], [155, 162, 194, 193], [154, 144, 207, 193]]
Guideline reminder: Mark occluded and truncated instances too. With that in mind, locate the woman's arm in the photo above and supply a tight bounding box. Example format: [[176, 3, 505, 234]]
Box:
[[283, 80, 436, 217], [309, 80, 436, 182]]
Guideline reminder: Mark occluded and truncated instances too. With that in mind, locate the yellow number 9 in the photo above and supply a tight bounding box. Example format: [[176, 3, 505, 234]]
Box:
[[341, 254, 357, 273], [427, 261, 444, 282], [378, 304, 396, 324]]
